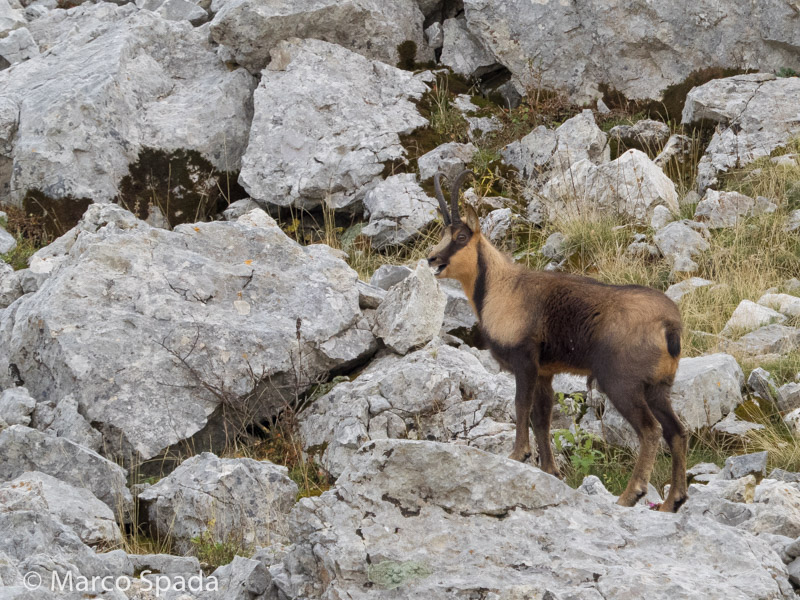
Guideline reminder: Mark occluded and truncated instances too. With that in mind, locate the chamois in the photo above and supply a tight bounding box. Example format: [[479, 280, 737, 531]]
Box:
[[427, 170, 687, 512]]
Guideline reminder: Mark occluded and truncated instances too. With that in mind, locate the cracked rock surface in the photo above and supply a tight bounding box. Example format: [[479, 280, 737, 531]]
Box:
[[0, 204, 376, 464], [269, 439, 794, 599]]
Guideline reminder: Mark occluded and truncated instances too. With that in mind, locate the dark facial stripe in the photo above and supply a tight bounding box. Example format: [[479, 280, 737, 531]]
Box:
[[474, 243, 487, 318]]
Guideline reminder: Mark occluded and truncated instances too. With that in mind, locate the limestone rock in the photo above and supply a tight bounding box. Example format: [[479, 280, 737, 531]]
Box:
[[654, 134, 695, 169], [439, 279, 477, 334], [440, 16, 496, 77], [0, 387, 34, 426], [239, 38, 428, 212], [0, 261, 22, 309], [479, 208, 512, 244], [0, 205, 376, 463], [0, 471, 122, 547], [0, 227, 14, 255], [209, 0, 430, 74], [653, 220, 710, 273], [777, 383, 800, 413], [665, 277, 713, 303], [416, 142, 476, 183], [373, 261, 446, 355], [669, 354, 745, 432], [1, 3, 256, 204], [609, 119, 670, 153], [748, 368, 778, 404], [542, 149, 678, 225], [138, 452, 298, 554], [712, 412, 765, 437], [298, 342, 518, 479], [683, 74, 800, 191], [721, 300, 786, 338], [732, 325, 800, 358], [462, 0, 800, 104], [694, 190, 776, 229], [361, 174, 438, 249], [758, 293, 800, 319], [369, 264, 412, 291], [503, 110, 609, 182], [650, 204, 672, 230], [0, 425, 131, 516], [270, 439, 794, 599]]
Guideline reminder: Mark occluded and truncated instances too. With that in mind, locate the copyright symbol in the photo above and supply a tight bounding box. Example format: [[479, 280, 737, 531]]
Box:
[[23, 572, 42, 591]]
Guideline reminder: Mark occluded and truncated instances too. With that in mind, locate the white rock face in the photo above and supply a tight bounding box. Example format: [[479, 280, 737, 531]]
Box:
[[0, 205, 376, 463], [138, 452, 298, 554], [440, 16, 496, 77], [209, 0, 430, 74], [653, 220, 711, 273], [683, 74, 800, 191], [0, 425, 131, 515], [759, 293, 800, 319], [417, 142, 476, 182], [269, 440, 794, 599], [721, 300, 787, 338], [361, 174, 438, 249], [298, 342, 518, 478], [733, 324, 800, 358], [239, 38, 429, 212], [480, 207, 513, 244], [669, 354, 745, 432], [503, 110, 609, 182], [0, 261, 22, 309], [0, 26, 38, 67], [694, 189, 776, 228], [665, 277, 714, 302], [462, 0, 800, 104], [0, 3, 256, 204], [1, 471, 122, 547], [0, 386, 34, 426], [0, 226, 15, 254], [373, 261, 446, 354], [542, 149, 678, 224]]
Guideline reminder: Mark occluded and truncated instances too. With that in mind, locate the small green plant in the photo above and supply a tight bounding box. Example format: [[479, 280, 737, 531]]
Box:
[[777, 67, 799, 78], [190, 527, 246, 569], [553, 427, 605, 477]]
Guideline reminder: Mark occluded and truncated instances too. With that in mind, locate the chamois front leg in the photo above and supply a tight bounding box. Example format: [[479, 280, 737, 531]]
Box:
[[508, 365, 535, 463], [532, 375, 561, 478]]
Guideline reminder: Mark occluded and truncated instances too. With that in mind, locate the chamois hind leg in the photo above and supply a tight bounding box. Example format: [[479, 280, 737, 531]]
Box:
[[508, 366, 534, 462], [531, 375, 560, 477], [645, 382, 688, 512], [603, 380, 662, 507]]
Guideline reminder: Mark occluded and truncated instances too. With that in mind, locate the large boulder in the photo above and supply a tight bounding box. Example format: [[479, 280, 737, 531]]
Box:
[[209, 0, 431, 74], [239, 38, 429, 212], [361, 174, 438, 249], [694, 190, 776, 229], [462, 1, 800, 104], [502, 110, 609, 182], [541, 149, 678, 224], [683, 74, 800, 191], [373, 261, 446, 355], [0, 471, 122, 547], [670, 354, 745, 431], [298, 342, 518, 479], [0, 425, 131, 516], [269, 440, 794, 599], [439, 16, 496, 77], [721, 300, 787, 338], [0, 205, 377, 464], [138, 452, 298, 554], [653, 220, 711, 273], [0, 3, 256, 204]]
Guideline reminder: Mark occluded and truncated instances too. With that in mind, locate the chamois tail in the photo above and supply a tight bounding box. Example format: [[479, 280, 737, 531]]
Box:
[[665, 322, 681, 358]]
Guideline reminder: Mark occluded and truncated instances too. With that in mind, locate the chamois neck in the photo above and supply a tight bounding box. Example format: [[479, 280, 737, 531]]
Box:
[[455, 237, 513, 318]]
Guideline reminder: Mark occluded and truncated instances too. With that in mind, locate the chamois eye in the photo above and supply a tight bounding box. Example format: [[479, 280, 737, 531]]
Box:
[[457, 233, 467, 242]]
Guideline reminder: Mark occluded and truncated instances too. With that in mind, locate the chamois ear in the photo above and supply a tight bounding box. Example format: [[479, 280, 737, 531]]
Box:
[[464, 204, 481, 234]]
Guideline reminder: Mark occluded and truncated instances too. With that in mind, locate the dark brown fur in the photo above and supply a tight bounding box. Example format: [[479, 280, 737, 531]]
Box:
[[428, 171, 688, 512]]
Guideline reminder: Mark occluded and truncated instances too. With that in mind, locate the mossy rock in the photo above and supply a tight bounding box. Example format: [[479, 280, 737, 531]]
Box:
[[116, 147, 245, 228], [367, 560, 432, 590]]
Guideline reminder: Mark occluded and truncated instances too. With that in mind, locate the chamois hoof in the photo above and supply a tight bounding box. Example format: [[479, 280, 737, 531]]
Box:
[[508, 450, 532, 463]]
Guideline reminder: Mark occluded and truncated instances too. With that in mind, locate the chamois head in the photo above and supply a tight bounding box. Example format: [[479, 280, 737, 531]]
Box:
[[427, 170, 481, 280]]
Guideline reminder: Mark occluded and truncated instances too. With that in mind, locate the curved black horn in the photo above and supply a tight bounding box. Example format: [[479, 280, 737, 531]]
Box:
[[449, 170, 474, 224], [434, 172, 451, 226]]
